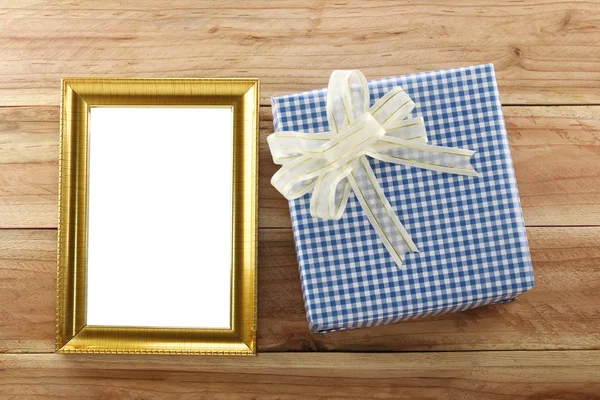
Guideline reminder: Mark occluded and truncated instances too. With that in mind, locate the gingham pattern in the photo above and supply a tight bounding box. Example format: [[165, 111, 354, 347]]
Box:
[[272, 64, 535, 333]]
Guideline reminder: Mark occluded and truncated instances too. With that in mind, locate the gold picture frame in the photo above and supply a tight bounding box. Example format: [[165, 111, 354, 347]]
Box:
[[56, 78, 259, 355]]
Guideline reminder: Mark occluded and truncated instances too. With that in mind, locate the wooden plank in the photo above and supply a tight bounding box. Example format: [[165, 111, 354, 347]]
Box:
[[1, 227, 599, 353], [0, 229, 56, 353], [505, 106, 600, 226], [0, 351, 599, 399], [1, 0, 600, 106], [2, 105, 600, 229], [0, 107, 58, 228]]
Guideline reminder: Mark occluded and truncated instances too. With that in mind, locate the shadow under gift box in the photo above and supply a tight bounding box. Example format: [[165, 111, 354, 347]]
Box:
[[271, 64, 535, 333]]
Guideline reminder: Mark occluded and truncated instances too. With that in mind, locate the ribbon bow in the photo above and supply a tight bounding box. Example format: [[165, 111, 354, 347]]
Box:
[[268, 70, 479, 268]]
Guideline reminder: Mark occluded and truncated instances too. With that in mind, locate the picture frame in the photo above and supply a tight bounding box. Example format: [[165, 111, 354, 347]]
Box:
[[56, 78, 259, 355]]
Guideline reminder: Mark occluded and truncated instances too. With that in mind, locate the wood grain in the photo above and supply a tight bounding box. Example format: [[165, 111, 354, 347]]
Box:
[[0, 229, 56, 353], [0, 107, 58, 228], [2, 0, 599, 396], [1, 105, 600, 229], [505, 106, 600, 226], [1, 1, 600, 106], [1, 351, 599, 399], [2, 227, 598, 354]]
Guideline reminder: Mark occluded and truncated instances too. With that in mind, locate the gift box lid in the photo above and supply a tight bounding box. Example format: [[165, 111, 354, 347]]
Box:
[[271, 64, 535, 333]]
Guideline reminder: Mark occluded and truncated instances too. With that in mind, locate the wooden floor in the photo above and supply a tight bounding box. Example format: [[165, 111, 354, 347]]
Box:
[[1, 1, 599, 398]]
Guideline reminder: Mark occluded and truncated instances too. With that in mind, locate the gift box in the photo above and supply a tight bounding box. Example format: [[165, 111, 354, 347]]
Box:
[[270, 64, 535, 333]]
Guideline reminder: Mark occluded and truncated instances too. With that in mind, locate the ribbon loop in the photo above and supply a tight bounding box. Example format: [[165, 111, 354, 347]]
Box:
[[267, 131, 333, 164], [327, 70, 370, 133], [369, 87, 415, 128], [268, 70, 480, 268]]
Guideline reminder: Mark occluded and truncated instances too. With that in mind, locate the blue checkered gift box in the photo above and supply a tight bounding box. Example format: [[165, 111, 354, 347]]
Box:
[[271, 64, 535, 333]]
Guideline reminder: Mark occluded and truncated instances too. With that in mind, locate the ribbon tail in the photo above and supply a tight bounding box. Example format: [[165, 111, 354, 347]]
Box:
[[347, 156, 419, 269], [367, 138, 480, 177]]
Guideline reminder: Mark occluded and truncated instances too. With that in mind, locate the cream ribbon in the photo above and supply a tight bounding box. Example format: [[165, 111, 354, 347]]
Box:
[[268, 70, 479, 268]]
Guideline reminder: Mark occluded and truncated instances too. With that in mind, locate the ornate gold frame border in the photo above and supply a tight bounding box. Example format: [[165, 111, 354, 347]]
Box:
[[56, 78, 259, 355]]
